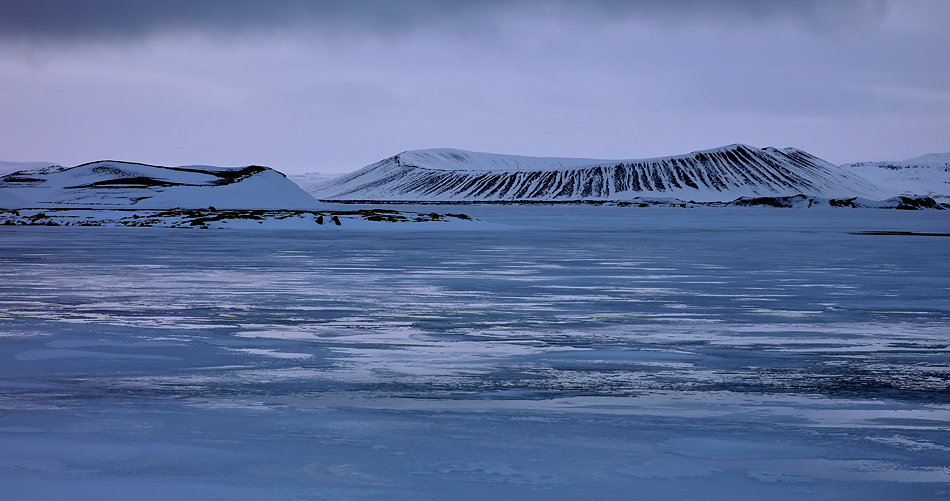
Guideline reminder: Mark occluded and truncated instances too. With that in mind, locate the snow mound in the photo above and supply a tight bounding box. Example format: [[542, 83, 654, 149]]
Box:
[[841, 153, 950, 202], [311, 144, 886, 202], [0, 161, 323, 209]]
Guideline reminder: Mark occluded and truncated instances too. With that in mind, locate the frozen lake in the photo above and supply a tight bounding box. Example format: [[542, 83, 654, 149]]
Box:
[[1, 206, 948, 500]]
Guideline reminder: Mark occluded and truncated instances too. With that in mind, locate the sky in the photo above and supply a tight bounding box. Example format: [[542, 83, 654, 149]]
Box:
[[0, 0, 948, 174]]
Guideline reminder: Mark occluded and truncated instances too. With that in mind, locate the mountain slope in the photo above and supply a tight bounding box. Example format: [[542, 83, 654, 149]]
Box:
[[289, 171, 342, 195], [841, 153, 950, 202], [0, 161, 323, 209], [0, 160, 61, 176], [312, 145, 885, 202]]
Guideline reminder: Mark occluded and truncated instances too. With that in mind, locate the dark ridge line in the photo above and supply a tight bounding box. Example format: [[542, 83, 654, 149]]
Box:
[[851, 231, 950, 237], [66, 177, 187, 189], [70, 159, 169, 170], [0, 177, 46, 183], [50, 161, 277, 180]]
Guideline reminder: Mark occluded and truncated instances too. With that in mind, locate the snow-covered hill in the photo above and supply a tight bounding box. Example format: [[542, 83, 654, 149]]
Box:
[[310, 145, 886, 202], [289, 171, 343, 195], [841, 153, 950, 202], [0, 161, 323, 209], [0, 160, 61, 176]]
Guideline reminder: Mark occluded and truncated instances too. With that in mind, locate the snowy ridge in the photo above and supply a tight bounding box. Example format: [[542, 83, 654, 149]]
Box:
[[0, 160, 61, 176], [0, 160, 322, 209], [841, 153, 950, 202], [312, 144, 886, 202], [393, 149, 609, 172], [842, 152, 950, 171]]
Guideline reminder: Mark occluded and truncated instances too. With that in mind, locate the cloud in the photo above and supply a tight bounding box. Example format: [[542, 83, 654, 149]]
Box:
[[0, 0, 889, 43], [0, 0, 943, 172]]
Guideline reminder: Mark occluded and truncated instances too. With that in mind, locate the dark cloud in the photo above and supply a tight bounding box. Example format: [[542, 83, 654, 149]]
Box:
[[2, 0, 941, 171], [0, 0, 888, 43]]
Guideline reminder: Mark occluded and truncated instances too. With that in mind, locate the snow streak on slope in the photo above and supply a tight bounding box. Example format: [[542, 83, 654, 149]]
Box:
[[0, 161, 323, 210], [842, 153, 950, 202], [312, 145, 886, 202]]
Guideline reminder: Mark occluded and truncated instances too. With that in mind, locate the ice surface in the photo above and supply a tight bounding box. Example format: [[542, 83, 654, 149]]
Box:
[[0, 206, 948, 500], [618, 460, 724, 478]]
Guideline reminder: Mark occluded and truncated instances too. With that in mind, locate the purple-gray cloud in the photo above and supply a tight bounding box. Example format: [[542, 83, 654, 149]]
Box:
[[0, 0, 888, 41], [0, 0, 946, 174]]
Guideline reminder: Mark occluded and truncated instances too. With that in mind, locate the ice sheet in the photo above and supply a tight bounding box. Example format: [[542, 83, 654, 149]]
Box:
[[0, 207, 947, 499]]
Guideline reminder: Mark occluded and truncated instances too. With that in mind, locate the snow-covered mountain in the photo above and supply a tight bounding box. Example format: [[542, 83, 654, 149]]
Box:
[[0, 160, 61, 176], [310, 144, 886, 202], [841, 153, 950, 202], [289, 171, 343, 195], [0, 161, 322, 209]]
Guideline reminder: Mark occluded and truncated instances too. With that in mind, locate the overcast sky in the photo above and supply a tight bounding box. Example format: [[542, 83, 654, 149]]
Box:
[[0, 0, 947, 173]]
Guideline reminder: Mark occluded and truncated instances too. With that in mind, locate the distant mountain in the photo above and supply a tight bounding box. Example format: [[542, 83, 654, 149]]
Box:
[[841, 153, 950, 202], [309, 144, 886, 202], [289, 171, 342, 195], [0, 161, 322, 209], [843, 152, 950, 171], [0, 160, 60, 176]]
